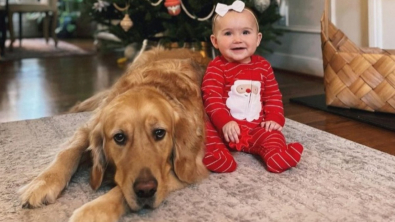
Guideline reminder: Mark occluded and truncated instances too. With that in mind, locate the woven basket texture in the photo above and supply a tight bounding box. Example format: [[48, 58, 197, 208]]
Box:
[[321, 5, 395, 114]]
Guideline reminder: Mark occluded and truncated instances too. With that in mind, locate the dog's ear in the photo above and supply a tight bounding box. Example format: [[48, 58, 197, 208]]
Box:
[[89, 123, 107, 190], [172, 116, 209, 184]]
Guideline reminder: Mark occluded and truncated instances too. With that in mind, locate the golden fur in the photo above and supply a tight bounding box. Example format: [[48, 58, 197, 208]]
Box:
[[19, 48, 210, 222]]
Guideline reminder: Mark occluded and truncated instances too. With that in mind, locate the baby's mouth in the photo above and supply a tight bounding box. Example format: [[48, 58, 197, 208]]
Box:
[[232, 47, 246, 51]]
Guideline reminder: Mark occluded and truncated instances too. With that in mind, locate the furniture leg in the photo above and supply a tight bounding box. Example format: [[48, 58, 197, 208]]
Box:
[[0, 10, 5, 56], [7, 11, 15, 50], [18, 12, 22, 47], [43, 12, 49, 43], [51, 10, 58, 47]]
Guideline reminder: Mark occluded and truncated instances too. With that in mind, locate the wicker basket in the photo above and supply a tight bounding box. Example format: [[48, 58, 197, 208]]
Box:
[[321, 0, 395, 113]]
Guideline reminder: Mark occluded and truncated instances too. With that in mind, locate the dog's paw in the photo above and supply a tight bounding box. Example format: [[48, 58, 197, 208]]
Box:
[[18, 173, 66, 208], [69, 203, 121, 222], [69, 187, 126, 222]]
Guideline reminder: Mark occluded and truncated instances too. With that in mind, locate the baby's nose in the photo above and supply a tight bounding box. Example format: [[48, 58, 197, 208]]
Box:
[[233, 34, 242, 42]]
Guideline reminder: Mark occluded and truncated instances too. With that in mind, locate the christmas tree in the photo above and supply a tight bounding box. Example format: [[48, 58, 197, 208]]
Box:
[[84, 0, 283, 54]]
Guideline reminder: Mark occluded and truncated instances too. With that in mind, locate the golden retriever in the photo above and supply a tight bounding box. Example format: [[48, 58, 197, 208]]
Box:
[[18, 47, 210, 222]]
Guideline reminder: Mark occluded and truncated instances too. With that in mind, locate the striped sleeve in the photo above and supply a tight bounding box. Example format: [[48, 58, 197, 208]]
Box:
[[201, 61, 233, 131], [261, 61, 285, 126]]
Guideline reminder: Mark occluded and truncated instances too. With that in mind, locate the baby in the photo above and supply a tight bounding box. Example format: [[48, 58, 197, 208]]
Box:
[[202, 0, 303, 173]]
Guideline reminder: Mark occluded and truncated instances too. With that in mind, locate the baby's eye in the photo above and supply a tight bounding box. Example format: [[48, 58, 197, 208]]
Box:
[[243, 30, 250, 35], [224, 31, 231, 36]]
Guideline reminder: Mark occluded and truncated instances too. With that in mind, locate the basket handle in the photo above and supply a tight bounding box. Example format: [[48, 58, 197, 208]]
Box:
[[324, 0, 330, 37]]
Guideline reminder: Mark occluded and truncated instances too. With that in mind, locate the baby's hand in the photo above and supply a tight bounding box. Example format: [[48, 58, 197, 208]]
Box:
[[261, 121, 283, 132], [222, 121, 240, 143]]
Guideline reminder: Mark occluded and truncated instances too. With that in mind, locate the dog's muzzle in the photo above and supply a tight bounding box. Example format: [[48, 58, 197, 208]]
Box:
[[133, 168, 158, 208]]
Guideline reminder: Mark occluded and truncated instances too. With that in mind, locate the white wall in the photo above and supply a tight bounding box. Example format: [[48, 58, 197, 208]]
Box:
[[333, 0, 368, 47], [263, 0, 325, 77], [264, 0, 395, 77], [264, 31, 323, 77], [380, 0, 395, 49]]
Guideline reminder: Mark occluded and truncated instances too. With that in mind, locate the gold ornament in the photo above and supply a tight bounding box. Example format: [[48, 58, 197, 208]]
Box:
[[113, 3, 132, 32], [120, 14, 133, 32]]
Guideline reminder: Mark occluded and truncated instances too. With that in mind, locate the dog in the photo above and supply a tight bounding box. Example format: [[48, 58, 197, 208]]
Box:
[[18, 47, 210, 221]]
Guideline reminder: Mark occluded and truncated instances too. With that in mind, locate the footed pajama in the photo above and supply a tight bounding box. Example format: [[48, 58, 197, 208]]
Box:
[[203, 121, 237, 173], [203, 122, 303, 173]]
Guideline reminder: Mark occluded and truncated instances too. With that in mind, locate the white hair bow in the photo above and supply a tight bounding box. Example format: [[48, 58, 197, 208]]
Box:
[[215, 0, 245, 17]]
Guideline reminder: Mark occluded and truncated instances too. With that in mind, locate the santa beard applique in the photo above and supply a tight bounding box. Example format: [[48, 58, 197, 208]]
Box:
[[226, 80, 262, 122]]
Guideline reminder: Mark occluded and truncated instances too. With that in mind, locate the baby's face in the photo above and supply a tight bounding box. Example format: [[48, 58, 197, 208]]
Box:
[[211, 10, 262, 64]]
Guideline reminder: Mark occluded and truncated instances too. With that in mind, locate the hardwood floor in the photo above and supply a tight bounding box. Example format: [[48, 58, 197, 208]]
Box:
[[1, 39, 394, 156]]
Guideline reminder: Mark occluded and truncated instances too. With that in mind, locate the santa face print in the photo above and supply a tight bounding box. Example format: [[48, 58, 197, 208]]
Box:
[[226, 80, 262, 122]]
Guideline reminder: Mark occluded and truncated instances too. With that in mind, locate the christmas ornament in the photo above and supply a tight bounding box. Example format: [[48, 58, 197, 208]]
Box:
[[92, 0, 110, 12], [147, 0, 215, 20], [164, 0, 181, 16], [124, 42, 139, 59], [120, 14, 133, 31], [113, 3, 132, 32], [254, 0, 271, 13]]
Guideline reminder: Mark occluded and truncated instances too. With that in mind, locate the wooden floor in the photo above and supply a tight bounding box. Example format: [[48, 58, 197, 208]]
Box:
[[1, 39, 394, 156]]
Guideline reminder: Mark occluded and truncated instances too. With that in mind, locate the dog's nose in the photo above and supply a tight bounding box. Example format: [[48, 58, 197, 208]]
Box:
[[133, 168, 158, 198], [134, 180, 157, 198]]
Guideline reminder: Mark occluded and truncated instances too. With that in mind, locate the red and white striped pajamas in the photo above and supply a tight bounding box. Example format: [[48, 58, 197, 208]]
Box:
[[201, 55, 303, 173]]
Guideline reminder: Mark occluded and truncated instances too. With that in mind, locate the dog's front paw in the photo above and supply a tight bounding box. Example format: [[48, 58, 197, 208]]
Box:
[[69, 203, 122, 222], [69, 187, 127, 222], [19, 172, 67, 208]]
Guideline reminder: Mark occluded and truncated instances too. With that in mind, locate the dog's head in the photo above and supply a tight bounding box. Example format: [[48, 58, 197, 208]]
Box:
[[88, 86, 208, 211]]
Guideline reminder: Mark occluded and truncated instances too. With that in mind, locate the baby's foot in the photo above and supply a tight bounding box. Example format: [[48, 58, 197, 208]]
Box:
[[265, 143, 303, 173], [203, 149, 237, 173]]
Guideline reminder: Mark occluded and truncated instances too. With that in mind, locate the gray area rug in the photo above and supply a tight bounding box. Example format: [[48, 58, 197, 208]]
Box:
[[1, 38, 94, 61], [1, 112, 395, 222]]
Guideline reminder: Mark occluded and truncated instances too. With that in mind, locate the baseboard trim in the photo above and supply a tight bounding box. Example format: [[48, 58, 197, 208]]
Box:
[[263, 52, 324, 77]]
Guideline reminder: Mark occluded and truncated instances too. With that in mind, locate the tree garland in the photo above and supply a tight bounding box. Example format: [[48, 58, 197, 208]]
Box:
[[85, 0, 283, 53], [146, 0, 163, 6], [180, 1, 215, 21]]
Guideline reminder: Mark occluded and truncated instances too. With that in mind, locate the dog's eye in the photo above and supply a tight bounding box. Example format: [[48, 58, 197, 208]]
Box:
[[113, 133, 126, 145], [153, 129, 166, 141]]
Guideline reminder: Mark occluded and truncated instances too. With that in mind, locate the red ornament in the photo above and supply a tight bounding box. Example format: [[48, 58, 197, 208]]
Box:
[[164, 0, 181, 16]]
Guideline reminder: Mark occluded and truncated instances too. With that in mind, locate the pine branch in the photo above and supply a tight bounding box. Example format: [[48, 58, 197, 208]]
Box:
[[85, 0, 283, 53]]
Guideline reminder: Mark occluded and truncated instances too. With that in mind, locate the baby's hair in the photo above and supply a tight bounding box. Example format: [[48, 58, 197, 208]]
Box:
[[211, 7, 259, 33]]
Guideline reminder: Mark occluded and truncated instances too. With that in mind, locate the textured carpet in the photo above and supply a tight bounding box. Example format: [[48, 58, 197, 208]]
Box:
[[290, 94, 395, 132], [0, 38, 94, 61], [1, 112, 395, 222]]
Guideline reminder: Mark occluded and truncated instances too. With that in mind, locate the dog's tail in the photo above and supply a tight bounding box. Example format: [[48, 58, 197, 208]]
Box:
[[68, 90, 110, 113]]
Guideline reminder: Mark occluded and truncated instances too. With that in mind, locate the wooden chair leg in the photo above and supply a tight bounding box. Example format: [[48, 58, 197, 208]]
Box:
[[51, 10, 58, 47], [43, 12, 49, 43], [18, 12, 22, 47], [0, 10, 5, 56], [7, 11, 15, 50]]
